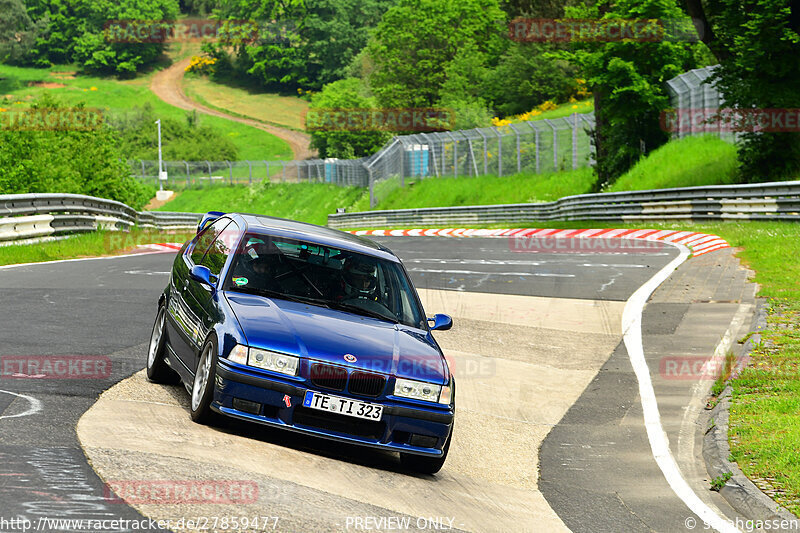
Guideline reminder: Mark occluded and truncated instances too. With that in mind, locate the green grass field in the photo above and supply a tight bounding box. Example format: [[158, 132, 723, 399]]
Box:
[[530, 98, 594, 121], [183, 74, 309, 131], [156, 182, 367, 226], [607, 136, 739, 192], [0, 63, 292, 161], [152, 135, 739, 221]]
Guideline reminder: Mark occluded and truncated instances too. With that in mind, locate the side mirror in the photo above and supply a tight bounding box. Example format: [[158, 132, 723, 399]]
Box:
[[190, 265, 216, 289], [427, 313, 453, 331]]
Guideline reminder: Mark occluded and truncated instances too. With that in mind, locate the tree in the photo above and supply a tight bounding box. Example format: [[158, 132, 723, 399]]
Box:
[[208, 0, 394, 89], [565, 0, 695, 188], [0, 0, 47, 64], [307, 78, 392, 158], [0, 95, 153, 209], [684, 0, 800, 180], [483, 42, 578, 117], [367, 0, 508, 109], [23, 0, 180, 75], [111, 104, 238, 160]]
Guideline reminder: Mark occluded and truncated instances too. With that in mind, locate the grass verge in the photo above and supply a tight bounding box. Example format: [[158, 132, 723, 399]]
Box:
[[0, 229, 194, 267], [0, 63, 292, 160], [607, 136, 739, 192], [183, 74, 309, 131], [155, 182, 367, 226]]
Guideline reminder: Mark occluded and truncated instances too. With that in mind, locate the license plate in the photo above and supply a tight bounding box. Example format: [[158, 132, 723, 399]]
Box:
[[303, 391, 383, 421]]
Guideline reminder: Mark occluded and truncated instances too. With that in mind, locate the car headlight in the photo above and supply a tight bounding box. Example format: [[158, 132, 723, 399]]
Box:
[[248, 347, 299, 376], [226, 344, 249, 365], [393, 378, 443, 403]]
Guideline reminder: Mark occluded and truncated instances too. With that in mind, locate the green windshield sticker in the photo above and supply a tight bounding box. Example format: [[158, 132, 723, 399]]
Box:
[[233, 277, 248, 286]]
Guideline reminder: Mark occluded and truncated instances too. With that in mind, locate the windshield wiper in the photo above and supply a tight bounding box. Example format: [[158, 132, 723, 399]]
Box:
[[328, 301, 398, 323]]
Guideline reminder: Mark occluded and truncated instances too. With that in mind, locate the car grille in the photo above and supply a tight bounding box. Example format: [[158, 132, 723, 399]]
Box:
[[309, 363, 347, 391], [293, 407, 385, 439], [349, 371, 386, 397]]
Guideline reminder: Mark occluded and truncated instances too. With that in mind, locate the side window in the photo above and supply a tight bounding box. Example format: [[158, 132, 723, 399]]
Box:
[[190, 218, 231, 266], [200, 221, 239, 277]]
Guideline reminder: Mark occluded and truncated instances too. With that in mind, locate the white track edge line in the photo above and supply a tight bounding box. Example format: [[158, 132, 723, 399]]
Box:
[[622, 241, 740, 533], [0, 249, 174, 271], [0, 389, 43, 420]]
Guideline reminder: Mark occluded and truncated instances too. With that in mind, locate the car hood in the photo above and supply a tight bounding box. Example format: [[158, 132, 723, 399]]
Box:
[[225, 292, 447, 384]]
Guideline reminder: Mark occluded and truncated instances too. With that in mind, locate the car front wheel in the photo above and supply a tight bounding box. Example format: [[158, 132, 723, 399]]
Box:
[[190, 336, 218, 424], [146, 305, 178, 383]]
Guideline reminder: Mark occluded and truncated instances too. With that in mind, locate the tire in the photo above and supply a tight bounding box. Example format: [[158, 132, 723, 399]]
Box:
[[400, 427, 452, 475], [146, 305, 179, 384], [190, 336, 219, 424]]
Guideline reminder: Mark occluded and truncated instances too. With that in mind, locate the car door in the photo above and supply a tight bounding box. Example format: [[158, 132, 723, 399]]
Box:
[[166, 217, 232, 373], [183, 220, 240, 374]]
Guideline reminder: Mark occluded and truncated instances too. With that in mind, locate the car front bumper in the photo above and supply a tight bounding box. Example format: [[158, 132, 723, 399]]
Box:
[[213, 362, 454, 457]]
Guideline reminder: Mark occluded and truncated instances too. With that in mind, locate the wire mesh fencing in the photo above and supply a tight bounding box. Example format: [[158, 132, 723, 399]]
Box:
[[127, 158, 369, 189], [665, 65, 740, 142], [129, 113, 597, 208], [364, 114, 596, 207]]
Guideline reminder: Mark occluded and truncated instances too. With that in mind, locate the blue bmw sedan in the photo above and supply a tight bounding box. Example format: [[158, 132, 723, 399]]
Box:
[[146, 212, 455, 474]]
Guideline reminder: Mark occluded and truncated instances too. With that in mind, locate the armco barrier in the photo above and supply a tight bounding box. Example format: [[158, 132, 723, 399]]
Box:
[[327, 180, 800, 229], [0, 193, 202, 242]]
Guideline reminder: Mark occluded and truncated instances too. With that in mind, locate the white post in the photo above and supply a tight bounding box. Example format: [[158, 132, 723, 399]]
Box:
[[155, 119, 165, 191]]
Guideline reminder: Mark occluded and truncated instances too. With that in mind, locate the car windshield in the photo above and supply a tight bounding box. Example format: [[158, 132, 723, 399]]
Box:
[[223, 233, 426, 329]]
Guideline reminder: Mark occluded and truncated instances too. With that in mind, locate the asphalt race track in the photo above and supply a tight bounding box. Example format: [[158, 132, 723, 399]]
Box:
[[0, 236, 756, 532]]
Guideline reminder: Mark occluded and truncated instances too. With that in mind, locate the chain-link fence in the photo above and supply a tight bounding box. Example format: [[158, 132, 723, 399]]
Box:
[[131, 112, 596, 208], [364, 114, 596, 207], [127, 158, 370, 189], [665, 65, 739, 142]]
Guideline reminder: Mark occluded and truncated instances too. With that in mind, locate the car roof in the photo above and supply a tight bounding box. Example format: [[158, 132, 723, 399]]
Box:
[[228, 213, 400, 262]]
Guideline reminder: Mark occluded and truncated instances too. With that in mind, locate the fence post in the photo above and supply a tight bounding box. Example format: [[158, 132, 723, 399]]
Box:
[[446, 132, 458, 177], [476, 129, 488, 176], [205, 160, 212, 187], [264, 160, 269, 183], [571, 114, 579, 170], [492, 128, 503, 177], [421, 133, 439, 177], [526, 122, 541, 174], [225, 161, 233, 185], [247, 160, 252, 184], [400, 141, 405, 187], [183, 161, 190, 188], [544, 120, 557, 170], [509, 124, 521, 173], [367, 165, 375, 209], [282, 162, 286, 182]]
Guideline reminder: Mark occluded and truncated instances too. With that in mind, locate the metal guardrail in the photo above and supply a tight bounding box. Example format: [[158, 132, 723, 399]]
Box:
[[327, 181, 800, 229], [0, 194, 202, 242]]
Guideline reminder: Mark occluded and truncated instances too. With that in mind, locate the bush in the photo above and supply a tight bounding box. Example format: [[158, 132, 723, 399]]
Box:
[[308, 78, 392, 159], [0, 96, 154, 209], [25, 0, 180, 75], [111, 104, 239, 161], [483, 43, 579, 117]]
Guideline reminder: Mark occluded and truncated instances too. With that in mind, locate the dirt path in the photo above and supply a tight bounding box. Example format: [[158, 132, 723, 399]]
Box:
[[150, 57, 315, 160]]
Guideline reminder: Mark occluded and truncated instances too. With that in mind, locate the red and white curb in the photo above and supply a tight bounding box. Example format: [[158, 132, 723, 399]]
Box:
[[138, 242, 184, 252], [350, 228, 729, 257]]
